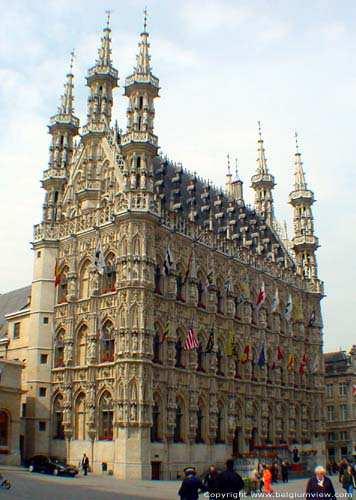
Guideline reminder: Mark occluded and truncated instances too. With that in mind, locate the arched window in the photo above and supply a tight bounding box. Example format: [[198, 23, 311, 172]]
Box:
[[53, 394, 64, 439], [216, 349, 224, 376], [175, 338, 184, 368], [174, 400, 183, 442], [99, 391, 113, 440], [234, 358, 241, 379], [76, 325, 87, 366], [150, 401, 160, 442], [100, 321, 115, 363], [195, 405, 204, 443], [196, 343, 205, 372], [74, 393, 86, 440], [0, 411, 9, 447], [57, 266, 68, 304], [216, 406, 224, 443], [101, 253, 116, 293], [79, 260, 90, 299], [153, 325, 161, 364], [54, 329, 65, 368]]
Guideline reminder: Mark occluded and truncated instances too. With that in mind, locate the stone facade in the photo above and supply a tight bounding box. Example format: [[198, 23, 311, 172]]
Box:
[[324, 346, 356, 462], [4, 14, 326, 479], [0, 360, 23, 465]]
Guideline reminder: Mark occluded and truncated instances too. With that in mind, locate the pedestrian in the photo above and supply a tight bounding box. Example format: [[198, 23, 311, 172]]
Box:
[[203, 465, 220, 497], [81, 453, 89, 476], [341, 464, 356, 496], [306, 465, 336, 500], [272, 461, 279, 483], [281, 461, 289, 483], [258, 462, 264, 491], [217, 459, 244, 499], [339, 458, 348, 483], [262, 464, 273, 494], [178, 467, 204, 500]]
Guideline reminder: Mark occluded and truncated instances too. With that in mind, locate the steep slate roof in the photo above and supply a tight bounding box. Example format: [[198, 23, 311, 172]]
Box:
[[153, 158, 291, 265], [0, 286, 31, 337]]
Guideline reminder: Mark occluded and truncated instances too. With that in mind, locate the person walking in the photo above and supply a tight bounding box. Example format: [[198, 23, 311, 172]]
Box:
[[306, 465, 336, 500], [281, 461, 289, 483], [217, 459, 244, 499], [262, 465, 273, 494], [339, 458, 348, 483], [178, 467, 204, 500], [203, 465, 220, 497], [81, 453, 89, 476], [341, 464, 355, 497]]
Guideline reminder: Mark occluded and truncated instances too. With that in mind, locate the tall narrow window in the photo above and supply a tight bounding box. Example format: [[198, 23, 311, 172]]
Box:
[[195, 407, 204, 443], [216, 349, 224, 376], [100, 321, 114, 363], [0, 411, 9, 447], [53, 394, 64, 440], [153, 327, 161, 364], [216, 408, 224, 443], [217, 290, 224, 314], [151, 402, 160, 442], [175, 339, 184, 368], [102, 253, 116, 293], [54, 330, 65, 368], [58, 265, 69, 303], [99, 392, 113, 440], [197, 281, 205, 308], [197, 343, 204, 372], [176, 274, 184, 302], [174, 402, 183, 442], [74, 393, 86, 440], [154, 265, 162, 294]]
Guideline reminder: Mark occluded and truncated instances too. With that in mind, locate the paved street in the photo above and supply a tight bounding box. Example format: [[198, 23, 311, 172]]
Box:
[[0, 468, 350, 500]]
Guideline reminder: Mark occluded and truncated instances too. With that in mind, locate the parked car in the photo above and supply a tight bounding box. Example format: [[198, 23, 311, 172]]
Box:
[[28, 455, 78, 477]]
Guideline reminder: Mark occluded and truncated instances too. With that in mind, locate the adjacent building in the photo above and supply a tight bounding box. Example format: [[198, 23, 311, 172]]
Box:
[[0, 13, 325, 479], [324, 346, 356, 462]]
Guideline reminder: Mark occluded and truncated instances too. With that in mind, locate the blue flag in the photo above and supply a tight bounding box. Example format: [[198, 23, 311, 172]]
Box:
[[257, 344, 266, 368]]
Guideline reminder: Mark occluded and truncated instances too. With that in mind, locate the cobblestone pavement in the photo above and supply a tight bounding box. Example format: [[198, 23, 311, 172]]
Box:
[[0, 468, 351, 500]]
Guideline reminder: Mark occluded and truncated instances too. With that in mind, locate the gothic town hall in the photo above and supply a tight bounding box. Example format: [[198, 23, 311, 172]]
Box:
[[1, 14, 325, 479]]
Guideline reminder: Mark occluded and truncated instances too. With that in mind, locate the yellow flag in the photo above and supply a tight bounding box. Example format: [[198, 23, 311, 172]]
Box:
[[225, 330, 235, 356], [287, 354, 295, 371]]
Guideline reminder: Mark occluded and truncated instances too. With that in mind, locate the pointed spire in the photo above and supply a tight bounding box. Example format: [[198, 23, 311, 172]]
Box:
[[257, 120, 269, 175], [293, 131, 307, 190], [58, 50, 75, 116], [134, 7, 152, 76], [98, 10, 113, 68]]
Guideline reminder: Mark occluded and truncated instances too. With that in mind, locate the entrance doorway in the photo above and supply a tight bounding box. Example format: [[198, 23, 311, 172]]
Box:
[[232, 428, 241, 456], [19, 435, 24, 464], [151, 461, 161, 480]]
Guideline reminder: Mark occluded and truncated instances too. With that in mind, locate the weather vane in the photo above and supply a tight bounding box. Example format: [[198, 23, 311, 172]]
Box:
[[143, 7, 148, 31], [105, 9, 112, 28]]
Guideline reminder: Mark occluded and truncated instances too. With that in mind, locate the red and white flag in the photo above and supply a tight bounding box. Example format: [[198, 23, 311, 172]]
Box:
[[299, 353, 308, 375], [271, 346, 284, 369], [255, 282, 266, 310], [184, 327, 199, 350]]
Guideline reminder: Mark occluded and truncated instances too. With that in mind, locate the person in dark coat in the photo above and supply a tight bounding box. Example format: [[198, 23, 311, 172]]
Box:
[[306, 466, 336, 500], [217, 459, 244, 499], [281, 461, 289, 483], [203, 465, 220, 496], [341, 464, 355, 496], [81, 453, 89, 476], [338, 458, 348, 483], [178, 467, 204, 500]]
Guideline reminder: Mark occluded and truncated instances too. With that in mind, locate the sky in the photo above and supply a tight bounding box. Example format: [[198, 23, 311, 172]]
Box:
[[0, 0, 355, 351]]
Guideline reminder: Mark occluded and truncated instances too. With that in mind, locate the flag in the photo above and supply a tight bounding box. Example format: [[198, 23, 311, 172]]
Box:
[[224, 278, 232, 295], [240, 345, 251, 364], [184, 326, 199, 350], [255, 282, 266, 310], [271, 346, 284, 369], [284, 294, 293, 322], [308, 310, 316, 327], [160, 321, 170, 343], [271, 288, 280, 313], [206, 328, 215, 353], [164, 245, 173, 276], [94, 240, 106, 275], [287, 354, 295, 371], [257, 343, 266, 367], [182, 249, 193, 285], [54, 259, 63, 287], [225, 330, 235, 356], [299, 353, 308, 375], [309, 356, 319, 374]]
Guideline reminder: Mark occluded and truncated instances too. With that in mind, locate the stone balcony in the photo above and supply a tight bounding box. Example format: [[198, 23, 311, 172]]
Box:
[[121, 131, 158, 147]]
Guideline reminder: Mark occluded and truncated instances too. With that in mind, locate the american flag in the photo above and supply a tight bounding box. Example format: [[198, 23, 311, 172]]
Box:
[[184, 327, 199, 350]]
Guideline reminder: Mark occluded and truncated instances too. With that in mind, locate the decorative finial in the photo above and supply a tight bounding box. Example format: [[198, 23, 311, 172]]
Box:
[[235, 158, 239, 179], [295, 130, 300, 154], [69, 49, 75, 72], [143, 6, 148, 32], [258, 120, 262, 140], [226, 153, 231, 175], [105, 9, 112, 29]]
